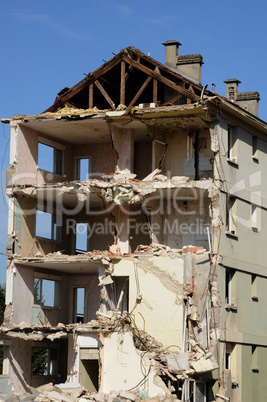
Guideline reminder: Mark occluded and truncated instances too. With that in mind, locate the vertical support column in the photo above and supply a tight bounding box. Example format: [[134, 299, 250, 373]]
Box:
[[112, 205, 130, 254], [89, 84, 93, 108], [109, 125, 134, 173], [153, 79, 157, 103], [120, 61, 125, 106]]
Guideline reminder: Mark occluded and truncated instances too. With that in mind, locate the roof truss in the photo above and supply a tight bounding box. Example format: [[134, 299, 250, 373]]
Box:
[[44, 48, 203, 113]]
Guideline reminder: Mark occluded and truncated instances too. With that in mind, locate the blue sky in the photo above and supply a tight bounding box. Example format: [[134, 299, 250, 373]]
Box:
[[1, 0, 267, 284]]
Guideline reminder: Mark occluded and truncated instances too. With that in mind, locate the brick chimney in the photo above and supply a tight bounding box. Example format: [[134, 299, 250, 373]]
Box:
[[224, 79, 260, 116], [162, 40, 203, 84]]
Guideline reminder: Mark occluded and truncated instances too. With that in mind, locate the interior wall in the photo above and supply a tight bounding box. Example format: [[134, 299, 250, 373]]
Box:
[[134, 142, 152, 179], [111, 257, 184, 348], [152, 127, 212, 178], [73, 143, 117, 178], [151, 192, 210, 249], [99, 331, 166, 397], [16, 125, 74, 186]]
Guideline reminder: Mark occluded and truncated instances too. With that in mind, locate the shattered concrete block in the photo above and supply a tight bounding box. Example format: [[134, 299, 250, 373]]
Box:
[[190, 354, 218, 373], [47, 391, 74, 402], [55, 383, 83, 399], [166, 352, 190, 374]]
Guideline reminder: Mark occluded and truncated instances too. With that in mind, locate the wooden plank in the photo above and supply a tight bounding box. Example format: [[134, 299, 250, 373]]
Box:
[[120, 61, 125, 105], [122, 54, 199, 102], [45, 55, 122, 112], [153, 79, 157, 103], [165, 93, 183, 105], [95, 79, 115, 108], [89, 83, 93, 108], [128, 76, 152, 107]]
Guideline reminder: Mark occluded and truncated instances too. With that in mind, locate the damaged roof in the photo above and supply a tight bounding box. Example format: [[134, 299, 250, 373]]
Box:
[[43, 46, 212, 113]]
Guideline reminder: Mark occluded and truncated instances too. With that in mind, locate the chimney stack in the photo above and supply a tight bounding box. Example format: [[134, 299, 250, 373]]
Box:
[[224, 79, 260, 116], [162, 40, 203, 84]]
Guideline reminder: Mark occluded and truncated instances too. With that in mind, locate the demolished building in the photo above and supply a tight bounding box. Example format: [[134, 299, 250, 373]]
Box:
[[0, 41, 266, 401]]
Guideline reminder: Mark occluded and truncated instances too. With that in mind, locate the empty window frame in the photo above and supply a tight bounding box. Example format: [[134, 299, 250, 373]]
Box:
[[225, 269, 235, 306], [225, 343, 234, 370], [251, 204, 260, 232], [251, 274, 258, 300], [251, 345, 259, 372], [76, 158, 90, 180], [104, 276, 129, 312], [34, 277, 60, 308], [0, 345, 9, 375], [75, 223, 89, 254], [36, 209, 62, 241], [31, 346, 58, 376], [252, 136, 258, 160], [226, 196, 237, 235], [38, 141, 63, 175], [227, 126, 238, 163], [73, 287, 85, 323]]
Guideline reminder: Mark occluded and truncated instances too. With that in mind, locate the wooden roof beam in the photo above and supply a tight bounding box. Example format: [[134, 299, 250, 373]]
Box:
[[122, 54, 199, 102], [128, 76, 152, 108], [95, 80, 115, 108], [44, 55, 122, 112], [120, 61, 125, 105]]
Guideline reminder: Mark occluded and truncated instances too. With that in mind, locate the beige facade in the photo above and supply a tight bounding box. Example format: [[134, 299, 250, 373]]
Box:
[[1, 43, 267, 401]]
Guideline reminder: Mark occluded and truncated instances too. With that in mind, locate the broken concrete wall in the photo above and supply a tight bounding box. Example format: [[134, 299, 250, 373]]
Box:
[[9, 338, 31, 393], [109, 125, 134, 172], [108, 257, 185, 348], [99, 331, 167, 397], [151, 125, 212, 178], [150, 188, 211, 250], [12, 264, 33, 325]]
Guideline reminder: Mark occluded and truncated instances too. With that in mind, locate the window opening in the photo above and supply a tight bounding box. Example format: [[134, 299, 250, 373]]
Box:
[[225, 270, 235, 305], [252, 345, 259, 371], [225, 343, 233, 370], [77, 158, 90, 180], [227, 126, 238, 163], [226, 196, 237, 235], [31, 347, 58, 376], [38, 142, 63, 175], [0, 346, 9, 375], [34, 278, 60, 308], [251, 204, 260, 232], [75, 223, 88, 254], [251, 274, 258, 300], [73, 287, 85, 323], [36, 209, 61, 241], [105, 276, 129, 312], [252, 136, 258, 160]]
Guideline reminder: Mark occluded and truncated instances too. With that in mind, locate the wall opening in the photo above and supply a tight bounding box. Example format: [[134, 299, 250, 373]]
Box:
[[0, 346, 9, 375], [73, 287, 85, 323], [79, 348, 99, 392], [76, 158, 90, 180], [38, 142, 63, 175], [105, 276, 129, 312], [31, 347, 58, 376], [35, 208, 62, 241], [34, 277, 60, 308], [75, 223, 88, 254]]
